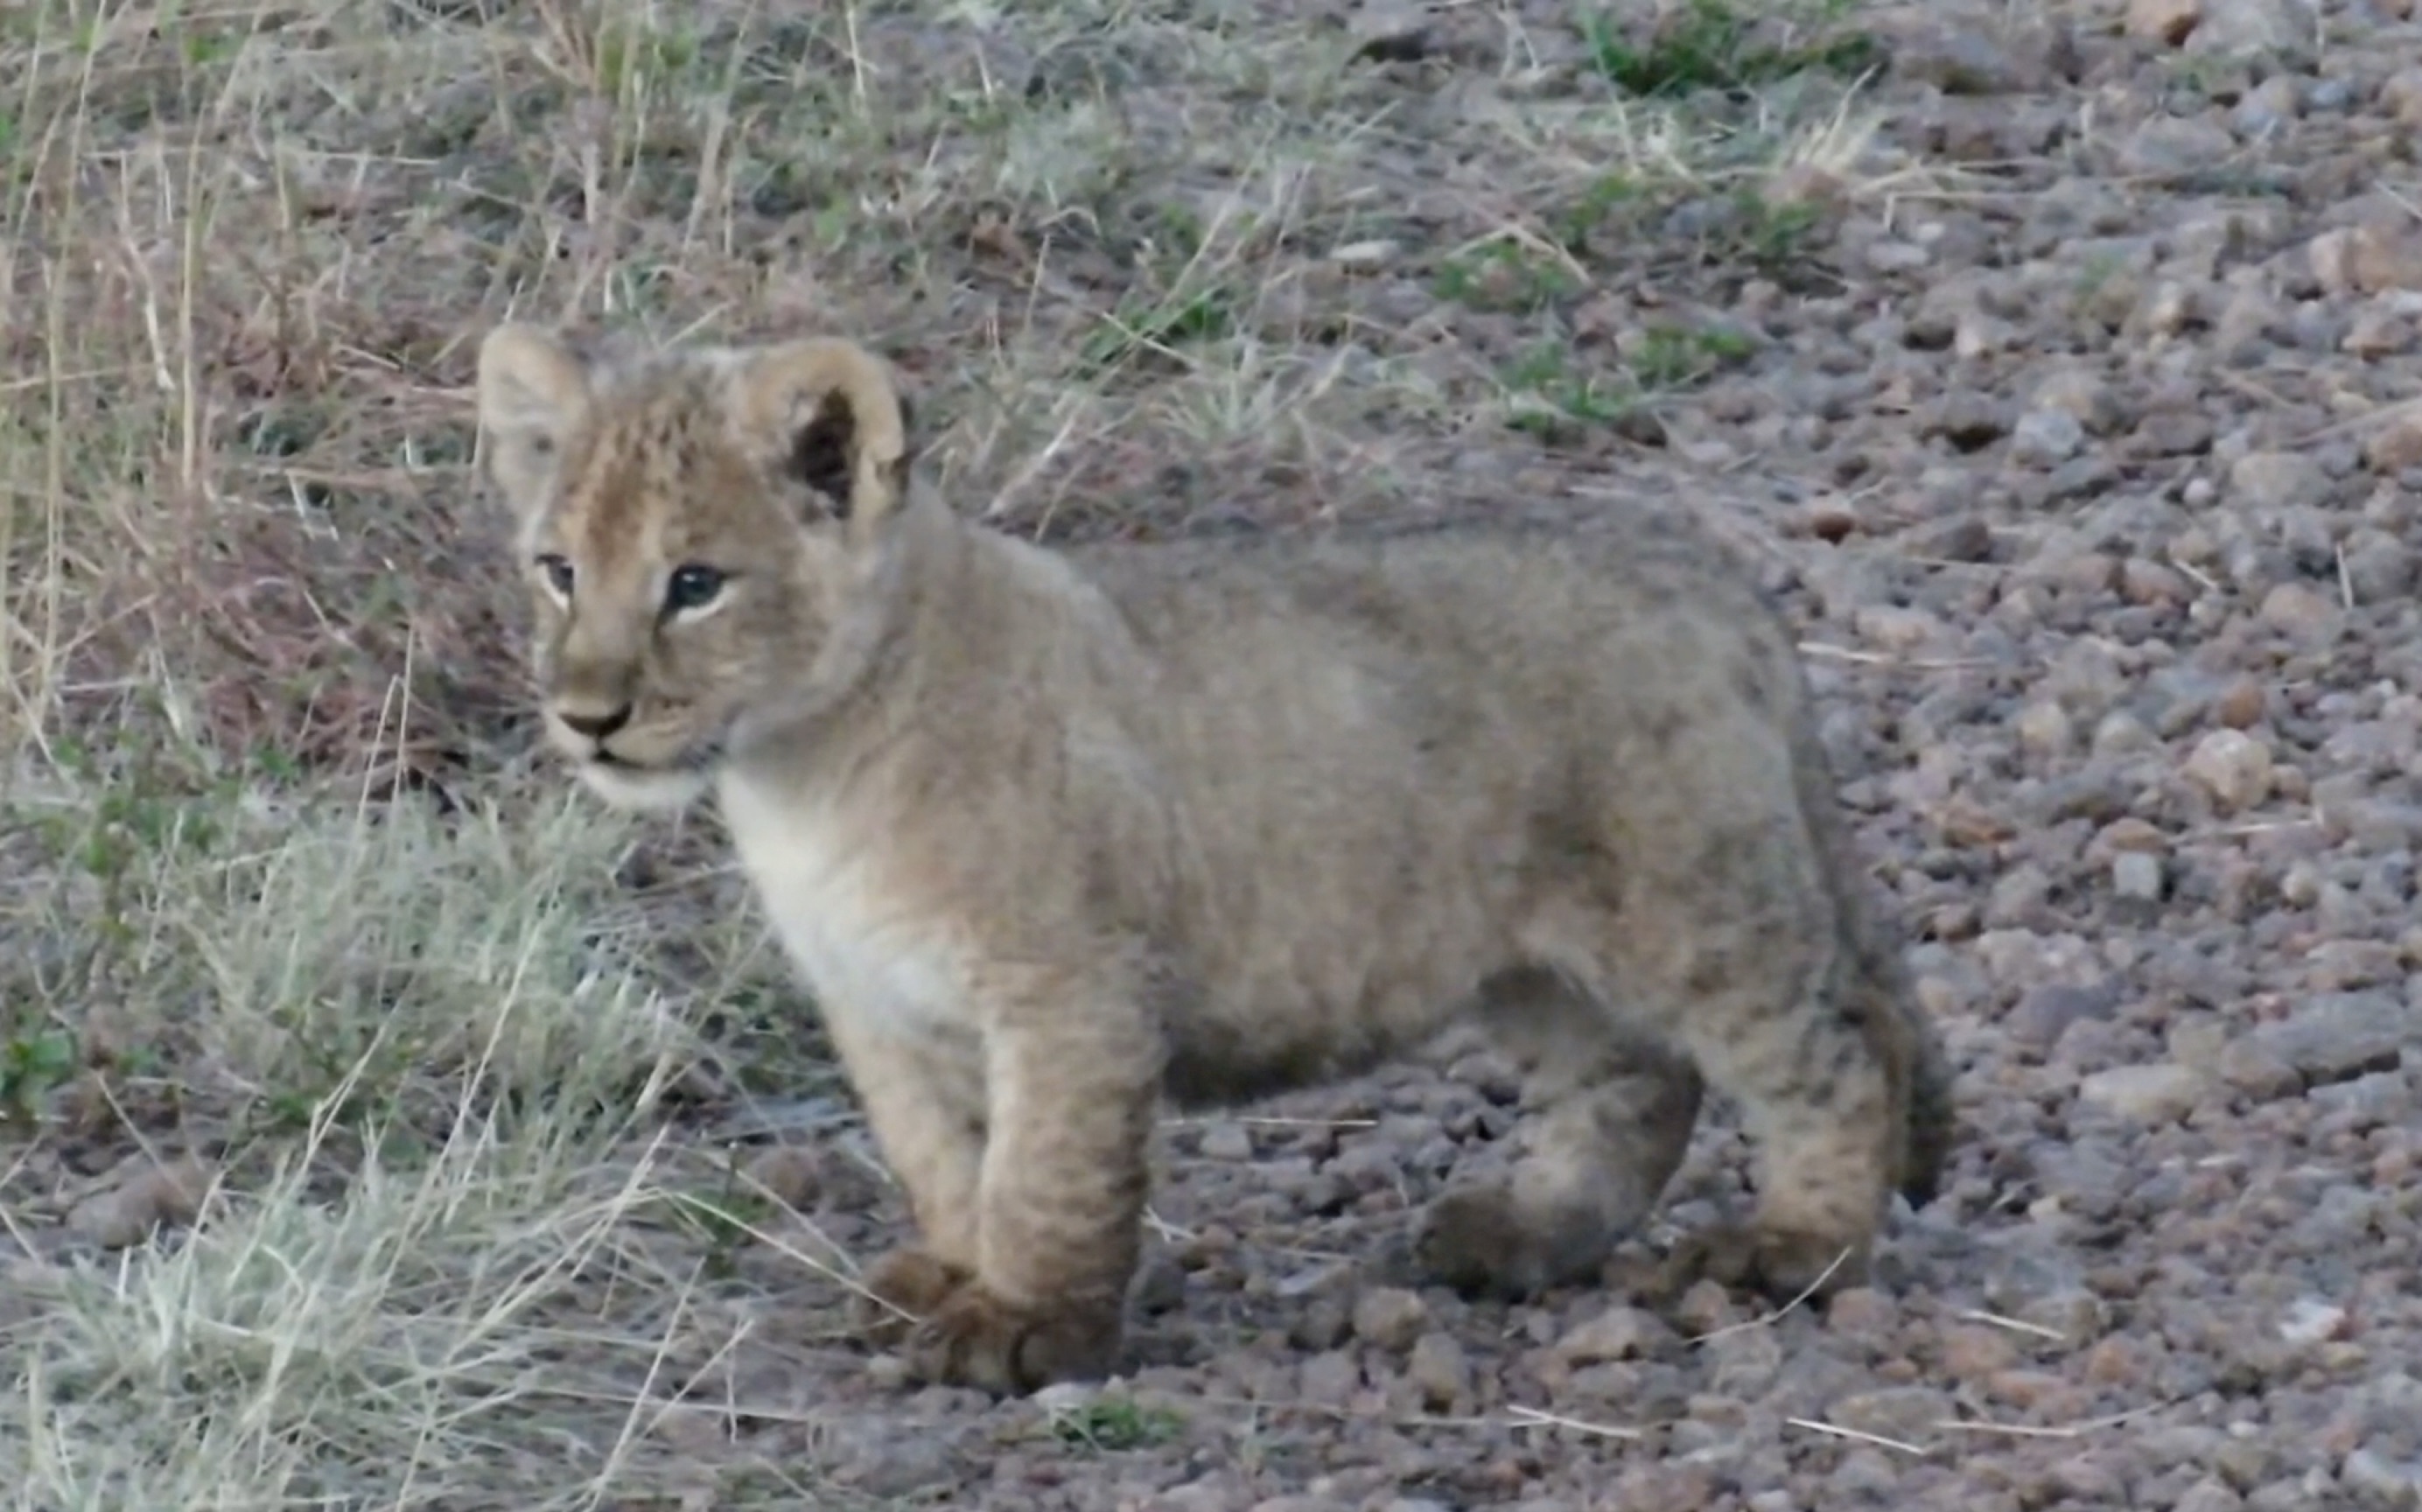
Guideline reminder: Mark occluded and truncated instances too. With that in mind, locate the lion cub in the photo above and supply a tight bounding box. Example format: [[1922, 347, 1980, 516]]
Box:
[[474, 323, 1956, 1395]]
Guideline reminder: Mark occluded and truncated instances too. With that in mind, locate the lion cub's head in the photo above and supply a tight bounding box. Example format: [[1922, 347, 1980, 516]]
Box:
[[474, 326, 918, 810]]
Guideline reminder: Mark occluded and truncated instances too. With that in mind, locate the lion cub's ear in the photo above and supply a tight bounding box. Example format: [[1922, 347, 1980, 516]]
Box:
[[726, 338, 916, 531], [476, 324, 592, 525]]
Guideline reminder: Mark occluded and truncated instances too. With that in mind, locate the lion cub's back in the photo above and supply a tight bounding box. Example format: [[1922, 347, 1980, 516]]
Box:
[[1073, 522, 1810, 759]]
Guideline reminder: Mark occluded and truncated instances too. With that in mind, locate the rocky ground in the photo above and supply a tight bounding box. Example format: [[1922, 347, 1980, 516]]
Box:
[[4, 0, 2420, 1507]]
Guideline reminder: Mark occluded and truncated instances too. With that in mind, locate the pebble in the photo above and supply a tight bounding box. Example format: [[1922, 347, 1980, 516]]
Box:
[[2252, 991, 2406, 1083], [1198, 1122, 1256, 1160], [2113, 850, 2165, 902], [2011, 407, 2086, 466], [2362, 409, 2422, 472], [1406, 1331, 1472, 1410], [2229, 450, 2328, 512], [2184, 729, 2275, 811], [2121, 116, 2237, 175], [1350, 1287, 1431, 1352], [2258, 582, 2341, 642], [1557, 1306, 1674, 1365], [2126, 0, 2202, 45], [2187, 0, 2302, 52], [2079, 1063, 2208, 1123]]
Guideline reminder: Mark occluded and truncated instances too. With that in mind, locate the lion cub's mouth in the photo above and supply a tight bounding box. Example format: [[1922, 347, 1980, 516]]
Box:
[[589, 741, 723, 776]]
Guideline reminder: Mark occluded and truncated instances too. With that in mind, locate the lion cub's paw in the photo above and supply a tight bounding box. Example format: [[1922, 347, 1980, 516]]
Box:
[[1412, 1184, 1612, 1301], [1653, 1222, 1874, 1311], [855, 1246, 975, 1349], [902, 1285, 1125, 1396]]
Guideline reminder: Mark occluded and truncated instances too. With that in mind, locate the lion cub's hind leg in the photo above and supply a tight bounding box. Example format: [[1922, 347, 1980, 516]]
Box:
[[1415, 969, 1704, 1300], [1587, 771, 1907, 1306]]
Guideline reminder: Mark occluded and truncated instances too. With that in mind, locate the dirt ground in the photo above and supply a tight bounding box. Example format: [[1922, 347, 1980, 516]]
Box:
[[4, 0, 2421, 1508]]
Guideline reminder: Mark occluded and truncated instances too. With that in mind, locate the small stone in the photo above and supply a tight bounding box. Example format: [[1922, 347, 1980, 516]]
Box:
[[2078, 1063, 2208, 1123], [2033, 369, 2125, 434], [2230, 75, 2300, 138], [2017, 700, 2076, 757], [2184, 729, 2274, 811], [2313, 229, 2367, 298], [2252, 991, 2405, 1083], [822, 1418, 962, 1497], [2214, 678, 2267, 729], [2384, 66, 2422, 130], [2135, 280, 2203, 337], [2113, 851, 2164, 902], [2362, 410, 2422, 473], [2186, 0, 2300, 52], [2012, 408, 2086, 466], [2342, 530, 2418, 602], [745, 1144, 825, 1210], [2229, 450, 2328, 511], [1406, 1332, 1472, 1410], [2176, 1477, 2246, 1512], [1938, 1323, 2021, 1381], [1298, 1349, 1363, 1408], [2277, 1298, 2348, 1347], [1671, 1279, 1736, 1337], [1855, 605, 1947, 653], [2258, 582, 2341, 643], [1132, 1251, 1188, 1314], [2349, 224, 2422, 294], [1350, 1287, 1431, 1352], [2094, 710, 2159, 755], [1922, 392, 2012, 452], [2121, 558, 2191, 606], [1824, 1286, 1898, 1340], [2341, 1449, 2422, 1505], [2135, 407, 2216, 456], [1347, 2, 1434, 63], [1329, 238, 1401, 270], [1556, 1306, 1673, 1365], [2121, 116, 2236, 175], [2007, 981, 2121, 1051], [1197, 1122, 1255, 1160], [2126, 0, 2202, 44], [2344, 307, 2413, 360], [1830, 1386, 1954, 1444]]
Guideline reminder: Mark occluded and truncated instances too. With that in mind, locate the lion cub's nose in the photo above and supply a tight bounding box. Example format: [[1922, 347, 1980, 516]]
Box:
[[556, 704, 634, 741]]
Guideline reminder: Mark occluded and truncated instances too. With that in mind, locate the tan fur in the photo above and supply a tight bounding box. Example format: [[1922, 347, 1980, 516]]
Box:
[[474, 322, 1957, 1396]]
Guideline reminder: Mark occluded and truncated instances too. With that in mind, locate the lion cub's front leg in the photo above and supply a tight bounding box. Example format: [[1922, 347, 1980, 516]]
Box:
[[895, 968, 1163, 1395], [822, 1023, 989, 1349]]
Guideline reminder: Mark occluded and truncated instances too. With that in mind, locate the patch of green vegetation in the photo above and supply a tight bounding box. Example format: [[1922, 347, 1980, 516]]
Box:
[[1502, 341, 1640, 438], [665, 1184, 777, 1277], [1628, 322, 1756, 387], [0, 1030, 78, 1120], [1050, 1394, 1186, 1453], [1502, 318, 1751, 440], [592, 16, 704, 98], [1433, 240, 1581, 313], [1729, 190, 1828, 274], [1583, 0, 1879, 97], [1081, 287, 1237, 373]]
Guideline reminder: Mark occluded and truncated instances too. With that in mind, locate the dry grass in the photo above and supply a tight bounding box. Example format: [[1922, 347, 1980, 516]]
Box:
[[0, 0, 1904, 1503]]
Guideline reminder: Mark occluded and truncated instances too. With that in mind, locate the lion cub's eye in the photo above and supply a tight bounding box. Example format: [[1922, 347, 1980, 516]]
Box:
[[535, 553, 575, 598], [664, 564, 728, 615]]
